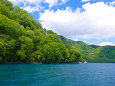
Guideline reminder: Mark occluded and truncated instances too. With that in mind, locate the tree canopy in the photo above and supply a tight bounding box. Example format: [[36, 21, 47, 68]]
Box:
[[0, 0, 81, 64]]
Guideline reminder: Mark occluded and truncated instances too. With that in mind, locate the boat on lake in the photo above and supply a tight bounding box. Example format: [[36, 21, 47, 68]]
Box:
[[83, 61, 88, 64]]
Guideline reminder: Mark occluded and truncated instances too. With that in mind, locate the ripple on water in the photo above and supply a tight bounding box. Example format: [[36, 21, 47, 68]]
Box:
[[0, 63, 115, 86]]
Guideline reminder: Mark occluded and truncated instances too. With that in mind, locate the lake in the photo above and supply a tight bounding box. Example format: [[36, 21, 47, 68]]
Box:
[[0, 63, 115, 86]]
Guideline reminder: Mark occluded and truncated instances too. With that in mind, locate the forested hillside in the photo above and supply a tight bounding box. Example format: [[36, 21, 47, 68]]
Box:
[[61, 36, 94, 60], [0, 0, 115, 64], [61, 36, 115, 63], [0, 0, 81, 64], [88, 46, 115, 62]]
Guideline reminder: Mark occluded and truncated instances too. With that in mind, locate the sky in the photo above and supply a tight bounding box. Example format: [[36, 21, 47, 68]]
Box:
[[8, 0, 115, 46]]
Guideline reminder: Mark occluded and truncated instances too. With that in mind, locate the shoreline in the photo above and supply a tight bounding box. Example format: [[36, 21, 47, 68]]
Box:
[[0, 62, 115, 64]]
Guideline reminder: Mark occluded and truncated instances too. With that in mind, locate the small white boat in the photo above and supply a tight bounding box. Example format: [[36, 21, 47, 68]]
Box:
[[84, 61, 88, 64]]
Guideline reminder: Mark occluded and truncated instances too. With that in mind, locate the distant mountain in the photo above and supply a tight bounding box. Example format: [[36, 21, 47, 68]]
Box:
[[61, 35, 115, 62], [89, 44, 100, 48], [88, 46, 115, 62]]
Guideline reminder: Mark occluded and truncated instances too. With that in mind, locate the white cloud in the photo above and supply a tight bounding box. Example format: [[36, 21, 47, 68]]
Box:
[[8, 0, 43, 13], [108, 1, 115, 6], [22, 5, 43, 13], [8, 0, 42, 5], [39, 2, 115, 40], [99, 42, 115, 46], [44, 0, 68, 7], [81, 0, 90, 2], [61, 0, 68, 3], [8, 0, 69, 12], [44, 0, 58, 7]]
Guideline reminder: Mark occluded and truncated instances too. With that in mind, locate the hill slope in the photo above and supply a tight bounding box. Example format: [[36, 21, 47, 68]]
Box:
[[0, 0, 81, 64], [88, 46, 115, 62], [61, 36, 115, 62], [61, 36, 94, 59]]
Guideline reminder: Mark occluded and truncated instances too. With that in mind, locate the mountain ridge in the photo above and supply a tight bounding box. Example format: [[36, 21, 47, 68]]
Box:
[[61, 35, 115, 62]]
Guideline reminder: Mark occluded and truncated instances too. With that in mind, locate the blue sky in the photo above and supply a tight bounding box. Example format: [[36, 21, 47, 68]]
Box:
[[9, 0, 115, 46]]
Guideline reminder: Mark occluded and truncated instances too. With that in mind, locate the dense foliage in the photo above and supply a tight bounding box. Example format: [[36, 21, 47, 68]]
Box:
[[61, 36, 115, 63], [61, 36, 94, 60], [0, 0, 81, 64], [88, 46, 115, 62]]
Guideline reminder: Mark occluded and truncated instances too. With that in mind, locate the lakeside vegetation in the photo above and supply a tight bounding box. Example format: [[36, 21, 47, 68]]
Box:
[[0, 0, 115, 64], [0, 0, 81, 64]]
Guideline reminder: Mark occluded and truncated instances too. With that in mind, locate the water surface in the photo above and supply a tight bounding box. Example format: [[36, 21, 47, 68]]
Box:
[[0, 63, 115, 86]]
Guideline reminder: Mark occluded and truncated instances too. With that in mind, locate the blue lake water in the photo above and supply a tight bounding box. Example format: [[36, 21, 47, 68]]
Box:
[[0, 63, 115, 86]]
